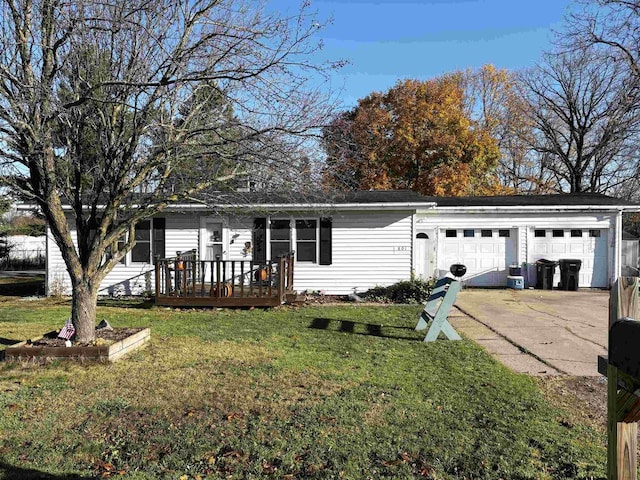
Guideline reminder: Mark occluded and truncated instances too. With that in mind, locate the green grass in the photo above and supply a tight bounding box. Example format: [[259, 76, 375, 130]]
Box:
[[0, 297, 606, 479]]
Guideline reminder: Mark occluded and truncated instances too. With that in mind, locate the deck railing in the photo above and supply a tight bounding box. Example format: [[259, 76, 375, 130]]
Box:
[[154, 251, 295, 307]]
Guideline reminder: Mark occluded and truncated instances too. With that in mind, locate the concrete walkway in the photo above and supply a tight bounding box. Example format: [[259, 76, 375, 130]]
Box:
[[449, 288, 609, 377]]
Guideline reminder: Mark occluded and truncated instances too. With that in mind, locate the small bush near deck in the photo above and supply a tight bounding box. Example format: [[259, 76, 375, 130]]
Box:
[[362, 277, 435, 304]]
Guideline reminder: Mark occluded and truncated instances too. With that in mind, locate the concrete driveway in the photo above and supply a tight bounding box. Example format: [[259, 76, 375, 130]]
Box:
[[450, 288, 609, 376]]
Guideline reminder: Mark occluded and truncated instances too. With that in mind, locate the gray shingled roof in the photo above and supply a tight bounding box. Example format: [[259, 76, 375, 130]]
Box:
[[197, 189, 435, 205], [423, 193, 639, 207]]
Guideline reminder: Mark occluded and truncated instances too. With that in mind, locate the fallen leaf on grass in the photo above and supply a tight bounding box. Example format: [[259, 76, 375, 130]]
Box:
[[262, 459, 277, 474]]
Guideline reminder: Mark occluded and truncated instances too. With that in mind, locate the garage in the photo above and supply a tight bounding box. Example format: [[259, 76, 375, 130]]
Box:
[[440, 228, 517, 287], [530, 228, 608, 288]]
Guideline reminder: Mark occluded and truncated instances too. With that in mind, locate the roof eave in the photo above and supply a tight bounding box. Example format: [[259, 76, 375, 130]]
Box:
[[428, 205, 640, 213]]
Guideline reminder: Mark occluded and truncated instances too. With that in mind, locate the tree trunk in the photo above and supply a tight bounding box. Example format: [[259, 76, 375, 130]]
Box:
[[71, 281, 98, 342]]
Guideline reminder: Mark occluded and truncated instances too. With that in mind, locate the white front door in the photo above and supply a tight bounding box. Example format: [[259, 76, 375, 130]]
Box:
[[204, 220, 225, 261], [415, 230, 435, 279], [200, 218, 227, 281]]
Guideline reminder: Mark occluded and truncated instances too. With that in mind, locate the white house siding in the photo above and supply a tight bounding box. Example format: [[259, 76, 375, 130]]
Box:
[[166, 214, 199, 258], [416, 210, 616, 288], [225, 217, 254, 260], [290, 211, 413, 295], [46, 213, 199, 296]]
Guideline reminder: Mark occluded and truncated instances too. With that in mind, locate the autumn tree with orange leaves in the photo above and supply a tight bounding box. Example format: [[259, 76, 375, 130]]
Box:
[[322, 75, 504, 196]]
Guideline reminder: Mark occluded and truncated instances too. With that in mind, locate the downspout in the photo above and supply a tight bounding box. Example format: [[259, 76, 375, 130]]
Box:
[[614, 209, 623, 286], [45, 224, 50, 296], [411, 212, 416, 279]]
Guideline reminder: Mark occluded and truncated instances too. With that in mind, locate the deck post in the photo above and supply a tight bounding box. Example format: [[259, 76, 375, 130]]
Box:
[[154, 256, 160, 297], [215, 258, 222, 298]]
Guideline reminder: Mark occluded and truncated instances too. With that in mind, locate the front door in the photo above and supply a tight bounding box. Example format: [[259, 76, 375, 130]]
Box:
[[200, 218, 226, 281], [415, 230, 435, 280]]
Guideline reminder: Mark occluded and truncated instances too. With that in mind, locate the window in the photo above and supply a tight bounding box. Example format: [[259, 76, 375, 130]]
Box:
[[498, 229, 510, 238], [534, 230, 546, 237], [445, 229, 457, 238], [131, 218, 165, 263], [571, 229, 583, 237], [270, 219, 291, 260], [481, 230, 492, 238], [132, 220, 151, 262], [296, 219, 317, 262], [254, 217, 332, 265], [589, 229, 601, 238], [463, 229, 475, 238], [552, 230, 564, 237]]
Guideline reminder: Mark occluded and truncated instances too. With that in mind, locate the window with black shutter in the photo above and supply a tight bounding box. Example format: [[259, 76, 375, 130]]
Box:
[[253, 216, 332, 265], [270, 219, 291, 259], [253, 218, 267, 263], [296, 219, 317, 262], [131, 220, 151, 263]]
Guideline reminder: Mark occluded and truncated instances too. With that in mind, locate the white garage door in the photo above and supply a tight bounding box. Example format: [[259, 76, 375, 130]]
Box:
[[440, 228, 517, 287], [531, 228, 608, 288]]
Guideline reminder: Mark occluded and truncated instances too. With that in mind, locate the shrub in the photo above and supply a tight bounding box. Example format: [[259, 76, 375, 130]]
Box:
[[362, 277, 435, 304]]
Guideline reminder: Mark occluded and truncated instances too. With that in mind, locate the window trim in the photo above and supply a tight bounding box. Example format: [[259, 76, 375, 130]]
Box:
[[262, 216, 330, 265], [295, 219, 318, 263], [129, 218, 165, 265]]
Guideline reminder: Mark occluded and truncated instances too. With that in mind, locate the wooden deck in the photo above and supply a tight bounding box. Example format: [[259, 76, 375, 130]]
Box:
[[154, 251, 295, 307]]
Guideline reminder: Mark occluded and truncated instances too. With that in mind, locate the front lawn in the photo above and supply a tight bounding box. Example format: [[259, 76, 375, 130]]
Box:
[[0, 297, 605, 479]]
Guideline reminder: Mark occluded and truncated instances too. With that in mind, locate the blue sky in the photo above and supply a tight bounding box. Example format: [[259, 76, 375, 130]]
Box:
[[277, 0, 574, 107]]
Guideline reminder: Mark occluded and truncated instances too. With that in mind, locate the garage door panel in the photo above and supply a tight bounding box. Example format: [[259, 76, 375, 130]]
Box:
[[535, 243, 549, 254], [463, 244, 477, 253], [444, 244, 458, 254], [479, 244, 494, 253], [480, 258, 496, 269], [552, 244, 567, 254], [570, 243, 584, 254]]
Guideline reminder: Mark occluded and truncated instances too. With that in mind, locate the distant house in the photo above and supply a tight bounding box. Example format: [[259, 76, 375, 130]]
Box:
[[37, 191, 640, 297]]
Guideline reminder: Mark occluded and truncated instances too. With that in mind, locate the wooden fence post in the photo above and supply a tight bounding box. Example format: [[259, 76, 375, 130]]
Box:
[[608, 277, 640, 480]]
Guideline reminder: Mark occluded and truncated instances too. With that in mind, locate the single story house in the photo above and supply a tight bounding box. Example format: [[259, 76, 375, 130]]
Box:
[[40, 191, 640, 297]]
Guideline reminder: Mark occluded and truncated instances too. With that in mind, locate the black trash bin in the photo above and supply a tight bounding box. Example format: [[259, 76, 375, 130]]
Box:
[[535, 259, 557, 290], [558, 259, 582, 291]]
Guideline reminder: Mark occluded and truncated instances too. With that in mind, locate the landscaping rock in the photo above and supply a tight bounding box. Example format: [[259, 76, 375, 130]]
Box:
[[96, 319, 113, 331]]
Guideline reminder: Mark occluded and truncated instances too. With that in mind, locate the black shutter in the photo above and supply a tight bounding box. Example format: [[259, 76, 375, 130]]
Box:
[[152, 218, 166, 259], [319, 217, 332, 265], [253, 218, 267, 263]]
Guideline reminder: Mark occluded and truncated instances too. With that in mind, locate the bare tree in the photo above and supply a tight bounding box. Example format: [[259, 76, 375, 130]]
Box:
[[464, 65, 556, 193], [566, 1, 640, 78], [518, 49, 640, 193], [0, 0, 339, 341]]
